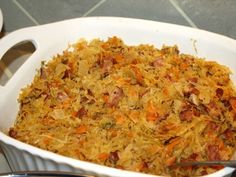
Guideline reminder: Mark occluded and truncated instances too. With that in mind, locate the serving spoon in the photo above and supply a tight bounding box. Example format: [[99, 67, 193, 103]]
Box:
[[170, 160, 236, 168]]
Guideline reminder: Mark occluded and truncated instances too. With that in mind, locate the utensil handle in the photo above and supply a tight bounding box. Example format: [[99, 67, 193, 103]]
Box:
[[172, 160, 236, 168]]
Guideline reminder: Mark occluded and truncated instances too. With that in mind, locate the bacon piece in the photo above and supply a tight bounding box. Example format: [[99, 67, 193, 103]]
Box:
[[208, 122, 219, 131], [9, 128, 17, 138], [179, 106, 200, 122], [188, 77, 198, 83], [216, 88, 224, 98], [107, 87, 124, 107], [99, 57, 115, 75], [207, 145, 221, 160], [222, 100, 230, 107], [230, 97, 236, 112], [102, 59, 113, 73], [206, 101, 221, 117], [57, 92, 69, 101], [108, 151, 119, 164], [40, 67, 48, 79], [179, 109, 194, 121], [184, 87, 200, 97], [77, 107, 87, 118], [151, 57, 163, 68], [222, 129, 234, 140]]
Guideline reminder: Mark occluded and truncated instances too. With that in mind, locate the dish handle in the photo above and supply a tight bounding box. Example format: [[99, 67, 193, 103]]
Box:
[[0, 27, 41, 91]]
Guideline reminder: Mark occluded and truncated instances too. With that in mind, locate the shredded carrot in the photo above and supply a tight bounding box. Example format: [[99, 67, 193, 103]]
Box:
[[131, 65, 144, 85], [230, 98, 236, 112], [129, 110, 139, 123], [43, 137, 51, 145], [166, 138, 181, 155], [110, 130, 118, 137], [62, 100, 71, 108], [127, 131, 133, 138], [180, 63, 189, 70], [71, 111, 78, 118], [98, 152, 109, 161], [165, 156, 176, 166], [146, 100, 159, 121], [103, 95, 109, 103], [114, 54, 124, 63], [163, 87, 169, 96], [115, 114, 125, 125], [76, 125, 87, 134]]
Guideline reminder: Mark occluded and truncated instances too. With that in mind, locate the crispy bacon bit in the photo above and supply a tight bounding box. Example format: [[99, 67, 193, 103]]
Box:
[[107, 87, 124, 107], [206, 101, 221, 117], [140, 161, 148, 170], [188, 153, 198, 160], [80, 96, 89, 103], [179, 109, 194, 121], [222, 129, 234, 139], [201, 170, 208, 176], [207, 145, 221, 160], [87, 89, 94, 96], [9, 128, 17, 138], [191, 88, 200, 95], [108, 150, 119, 164], [164, 74, 172, 81], [152, 57, 163, 68], [188, 77, 198, 83], [102, 59, 113, 73], [62, 70, 70, 79], [179, 106, 200, 122], [184, 86, 200, 97], [229, 97, 236, 112], [159, 113, 169, 122], [216, 88, 224, 98], [208, 122, 219, 131], [99, 57, 115, 75], [40, 67, 48, 79], [57, 92, 69, 101], [181, 153, 198, 163], [222, 100, 230, 107], [77, 107, 87, 118]]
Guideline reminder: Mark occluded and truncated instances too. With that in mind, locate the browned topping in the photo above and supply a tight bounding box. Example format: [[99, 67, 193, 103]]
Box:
[[207, 145, 221, 160], [151, 57, 164, 68], [216, 88, 224, 98], [108, 151, 119, 164], [77, 107, 87, 118], [107, 87, 124, 107], [9, 128, 17, 138]]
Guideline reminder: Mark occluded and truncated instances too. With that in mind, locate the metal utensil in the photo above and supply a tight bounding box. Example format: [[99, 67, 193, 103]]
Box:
[[0, 171, 94, 177], [170, 160, 236, 168]]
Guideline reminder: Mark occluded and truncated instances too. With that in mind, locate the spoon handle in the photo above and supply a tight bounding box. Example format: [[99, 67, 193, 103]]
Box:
[[172, 160, 236, 168]]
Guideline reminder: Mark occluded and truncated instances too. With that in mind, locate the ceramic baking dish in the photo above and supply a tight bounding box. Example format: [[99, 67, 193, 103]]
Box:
[[0, 17, 236, 177]]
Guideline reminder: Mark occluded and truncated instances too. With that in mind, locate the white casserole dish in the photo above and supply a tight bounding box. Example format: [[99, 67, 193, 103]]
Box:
[[0, 17, 236, 177], [0, 8, 3, 32]]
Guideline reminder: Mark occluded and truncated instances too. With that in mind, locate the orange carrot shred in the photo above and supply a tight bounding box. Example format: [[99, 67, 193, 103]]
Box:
[[76, 125, 87, 134]]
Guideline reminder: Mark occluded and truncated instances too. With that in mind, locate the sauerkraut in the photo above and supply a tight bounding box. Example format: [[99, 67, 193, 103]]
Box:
[[9, 37, 236, 177]]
